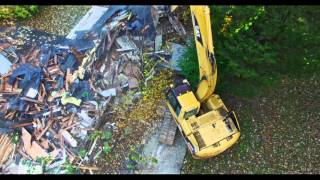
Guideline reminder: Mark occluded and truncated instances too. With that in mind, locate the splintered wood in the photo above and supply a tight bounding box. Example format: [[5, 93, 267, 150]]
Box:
[[0, 134, 14, 165], [21, 127, 60, 161]]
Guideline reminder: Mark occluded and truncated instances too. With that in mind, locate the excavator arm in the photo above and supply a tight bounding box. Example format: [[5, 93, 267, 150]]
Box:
[[190, 6, 217, 103], [170, 6, 217, 103]]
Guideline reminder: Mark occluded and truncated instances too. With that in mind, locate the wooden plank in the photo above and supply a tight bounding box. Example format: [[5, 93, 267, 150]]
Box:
[[68, 113, 75, 127], [36, 118, 55, 141], [20, 97, 44, 105], [11, 122, 34, 128]]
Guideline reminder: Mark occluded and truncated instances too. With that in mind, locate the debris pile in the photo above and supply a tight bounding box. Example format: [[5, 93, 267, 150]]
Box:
[[0, 41, 98, 168], [0, 5, 188, 174]]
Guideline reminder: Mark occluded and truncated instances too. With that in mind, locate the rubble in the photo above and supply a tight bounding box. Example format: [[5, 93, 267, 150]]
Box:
[[154, 34, 163, 52], [0, 134, 14, 165], [168, 15, 187, 40], [99, 88, 117, 97], [0, 53, 12, 75], [61, 130, 78, 148], [21, 127, 60, 160], [160, 43, 186, 72], [4, 159, 43, 174], [116, 35, 140, 62], [0, 5, 188, 174], [128, 78, 139, 90]]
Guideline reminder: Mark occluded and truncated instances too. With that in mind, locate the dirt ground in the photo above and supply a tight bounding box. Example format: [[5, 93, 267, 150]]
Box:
[[20, 6, 91, 36]]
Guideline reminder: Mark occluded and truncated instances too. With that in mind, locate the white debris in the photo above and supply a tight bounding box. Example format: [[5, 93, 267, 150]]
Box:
[[116, 47, 136, 52], [3, 160, 43, 174], [0, 53, 12, 75], [155, 34, 162, 51], [99, 88, 117, 97], [87, 101, 99, 110], [25, 88, 38, 98], [105, 122, 117, 130], [77, 110, 94, 128], [67, 6, 110, 39], [61, 130, 78, 148], [100, 63, 106, 73], [116, 36, 140, 61]]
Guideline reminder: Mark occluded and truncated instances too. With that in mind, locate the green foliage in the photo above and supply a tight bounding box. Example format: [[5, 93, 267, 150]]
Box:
[[102, 142, 112, 154], [178, 40, 199, 89], [89, 130, 112, 140], [210, 6, 277, 81], [35, 156, 52, 166], [62, 160, 78, 174], [103, 131, 112, 141], [87, 130, 113, 156], [88, 130, 102, 141], [11, 132, 19, 144], [142, 53, 157, 78], [178, 6, 320, 97], [88, 130, 113, 155], [21, 159, 34, 174], [0, 5, 39, 20], [78, 148, 87, 159]]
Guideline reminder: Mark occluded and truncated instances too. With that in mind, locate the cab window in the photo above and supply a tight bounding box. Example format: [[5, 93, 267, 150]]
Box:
[[166, 89, 181, 117], [184, 108, 198, 119]]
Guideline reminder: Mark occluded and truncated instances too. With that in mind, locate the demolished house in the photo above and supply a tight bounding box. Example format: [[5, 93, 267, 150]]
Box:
[[0, 5, 187, 174]]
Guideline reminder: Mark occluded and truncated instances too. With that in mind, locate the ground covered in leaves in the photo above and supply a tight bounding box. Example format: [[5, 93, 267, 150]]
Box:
[[182, 73, 320, 174], [20, 6, 91, 36], [94, 70, 173, 174]]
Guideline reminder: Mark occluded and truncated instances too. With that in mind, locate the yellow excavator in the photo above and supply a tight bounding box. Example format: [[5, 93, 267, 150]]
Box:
[[164, 5, 241, 159]]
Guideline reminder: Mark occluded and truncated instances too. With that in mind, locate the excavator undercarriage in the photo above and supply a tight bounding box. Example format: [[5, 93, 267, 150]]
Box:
[[159, 108, 177, 145]]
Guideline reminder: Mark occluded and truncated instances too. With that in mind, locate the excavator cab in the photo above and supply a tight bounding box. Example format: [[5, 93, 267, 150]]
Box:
[[165, 79, 200, 120]]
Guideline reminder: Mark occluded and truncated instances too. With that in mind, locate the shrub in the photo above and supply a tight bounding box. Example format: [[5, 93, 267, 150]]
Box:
[[178, 6, 320, 96], [178, 39, 199, 89], [0, 5, 39, 20]]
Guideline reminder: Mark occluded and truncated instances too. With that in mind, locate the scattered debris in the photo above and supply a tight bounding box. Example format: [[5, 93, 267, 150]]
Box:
[[3, 159, 43, 174], [61, 130, 78, 148], [168, 15, 187, 40], [0, 134, 14, 166], [0, 53, 12, 75], [0, 5, 188, 174], [99, 88, 117, 97], [154, 34, 163, 52], [116, 35, 140, 62], [167, 43, 186, 72], [128, 78, 139, 90]]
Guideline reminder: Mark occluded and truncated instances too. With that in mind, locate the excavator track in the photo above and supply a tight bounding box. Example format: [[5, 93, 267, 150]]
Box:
[[159, 109, 177, 145]]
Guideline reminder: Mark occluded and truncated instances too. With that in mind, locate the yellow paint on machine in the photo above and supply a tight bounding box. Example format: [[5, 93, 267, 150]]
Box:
[[165, 5, 241, 159]]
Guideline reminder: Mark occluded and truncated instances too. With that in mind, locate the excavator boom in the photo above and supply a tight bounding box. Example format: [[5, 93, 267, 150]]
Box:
[[190, 6, 217, 103]]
